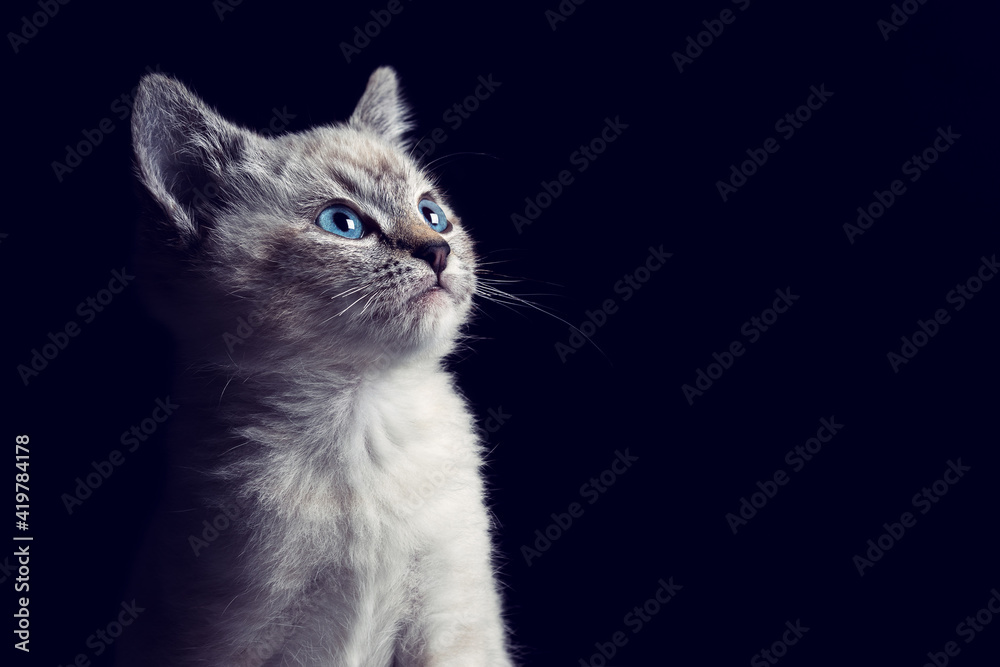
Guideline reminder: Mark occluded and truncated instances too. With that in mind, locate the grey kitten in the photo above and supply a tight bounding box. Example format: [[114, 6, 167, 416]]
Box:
[[118, 67, 514, 666]]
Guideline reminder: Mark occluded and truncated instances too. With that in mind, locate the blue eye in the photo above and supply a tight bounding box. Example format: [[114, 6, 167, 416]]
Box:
[[418, 199, 449, 233], [316, 205, 364, 239]]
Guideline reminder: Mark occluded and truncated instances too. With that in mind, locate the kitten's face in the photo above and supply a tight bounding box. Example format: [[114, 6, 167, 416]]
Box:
[[133, 69, 476, 367], [207, 126, 478, 363]]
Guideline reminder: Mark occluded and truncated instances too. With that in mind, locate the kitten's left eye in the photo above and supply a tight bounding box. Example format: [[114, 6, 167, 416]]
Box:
[[316, 205, 364, 239], [418, 199, 450, 233]]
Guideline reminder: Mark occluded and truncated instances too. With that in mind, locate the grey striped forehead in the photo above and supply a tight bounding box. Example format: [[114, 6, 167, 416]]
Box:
[[267, 125, 436, 228]]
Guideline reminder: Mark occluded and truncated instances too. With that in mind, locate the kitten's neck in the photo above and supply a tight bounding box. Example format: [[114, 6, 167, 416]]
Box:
[[171, 347, 452, 456], [163, 348, 469, 523]]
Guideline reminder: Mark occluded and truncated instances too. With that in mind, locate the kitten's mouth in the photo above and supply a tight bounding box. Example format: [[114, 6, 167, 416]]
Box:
[[409, 276, 457, 307], [413, 283, 448, 301]]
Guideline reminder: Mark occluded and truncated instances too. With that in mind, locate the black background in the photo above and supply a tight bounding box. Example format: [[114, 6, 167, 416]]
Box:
[[4, 0, 999, 665]]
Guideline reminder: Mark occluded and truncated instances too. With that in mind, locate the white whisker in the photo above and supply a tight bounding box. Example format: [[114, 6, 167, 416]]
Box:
[[474, 279, 610, 363], [331, 290, 373, 319], [324, 281, 375, 300], [359, 288, 385, 316]]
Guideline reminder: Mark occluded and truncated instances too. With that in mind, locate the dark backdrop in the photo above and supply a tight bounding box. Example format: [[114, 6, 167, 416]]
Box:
[[5, 1, 999, 665]]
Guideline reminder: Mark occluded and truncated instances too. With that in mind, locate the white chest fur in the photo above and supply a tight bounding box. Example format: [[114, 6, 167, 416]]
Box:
[[212, 364, 494, 664]]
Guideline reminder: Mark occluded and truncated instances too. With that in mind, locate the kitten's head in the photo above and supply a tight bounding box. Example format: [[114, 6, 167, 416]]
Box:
[[132, 68, 476, 371]]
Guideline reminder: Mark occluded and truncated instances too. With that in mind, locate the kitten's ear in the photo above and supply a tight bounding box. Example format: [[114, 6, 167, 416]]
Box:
[[131, 73, 252, 245], [349, 66, 412, 148]]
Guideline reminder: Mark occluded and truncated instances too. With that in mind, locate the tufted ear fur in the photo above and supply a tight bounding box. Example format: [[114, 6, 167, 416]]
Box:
[[349, 66, 413, 149], [131, 73, 255, 246]]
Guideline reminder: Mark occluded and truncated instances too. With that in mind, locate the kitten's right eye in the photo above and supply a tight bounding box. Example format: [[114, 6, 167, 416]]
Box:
[[316, 205, 364, 239]]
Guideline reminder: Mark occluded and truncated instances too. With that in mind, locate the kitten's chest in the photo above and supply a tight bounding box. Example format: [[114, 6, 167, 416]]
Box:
[[261, 369, 478, 548], [349, 375, 478, 522], [249, 372, 479, 634]]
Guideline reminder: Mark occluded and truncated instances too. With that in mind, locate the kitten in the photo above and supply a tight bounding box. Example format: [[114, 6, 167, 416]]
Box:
[[117, 67, 514, 666]]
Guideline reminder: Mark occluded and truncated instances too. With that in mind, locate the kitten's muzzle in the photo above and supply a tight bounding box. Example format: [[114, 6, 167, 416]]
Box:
[[412, 240, 450, 280]]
